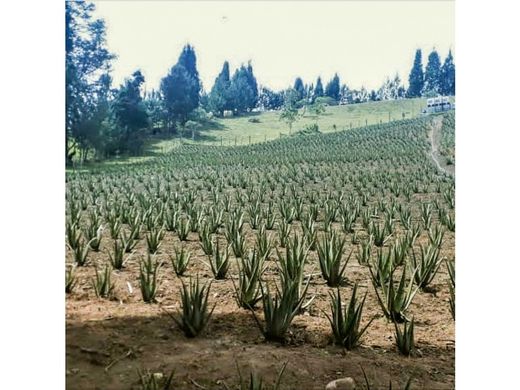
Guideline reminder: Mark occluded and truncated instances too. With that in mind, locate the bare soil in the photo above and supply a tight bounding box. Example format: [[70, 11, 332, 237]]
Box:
[[66, 224, 455, 389]]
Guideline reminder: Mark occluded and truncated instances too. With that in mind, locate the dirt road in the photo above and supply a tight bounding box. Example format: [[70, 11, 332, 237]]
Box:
[[429, 115, 455, 177]]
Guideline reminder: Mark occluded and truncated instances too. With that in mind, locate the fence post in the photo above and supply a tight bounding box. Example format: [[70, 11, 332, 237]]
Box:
[[249, 135, 251, 145], [235, 136, 237, 146], [221, 136, 223, 146], [365, 119, 367, 127]]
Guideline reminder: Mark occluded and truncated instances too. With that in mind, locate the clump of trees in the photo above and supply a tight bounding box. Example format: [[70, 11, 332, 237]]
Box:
[[66, 2, 455, 165], [407, 48, 455, 97]]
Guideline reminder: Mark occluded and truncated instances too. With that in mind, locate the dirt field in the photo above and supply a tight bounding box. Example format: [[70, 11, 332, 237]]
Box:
[[66, 116, 455, 389]]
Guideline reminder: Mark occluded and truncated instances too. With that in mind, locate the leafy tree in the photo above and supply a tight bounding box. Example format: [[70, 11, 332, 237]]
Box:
[[378, 74, 403, 100], [208, 61, 232, 115], [314, 77, 324, 98], [65, 1, 115, 164], [293, 77, 305, 101], [440, 50, 455, 96], [279, 89, 300, 132], [144, 89, 166, 134], [325, 73, 341, 101], [407, 49, 424, 98], [160, 44, 201, 130], [422, 49, 442, 97], [111, 70, 149, 155]]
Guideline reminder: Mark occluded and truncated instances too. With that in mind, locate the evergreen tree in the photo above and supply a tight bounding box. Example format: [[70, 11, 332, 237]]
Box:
[[440, 50, 456, 96], [229, 63, 258, 113], [293, 77, 305, 101], [325, 73, 341, 101], [160, 44, 201, 128], [314, 77, 324, 98], [209, 61, 231, 115], [422, 49, 442, 97], [111, 70, 149, 155], [246, 62, 259, 108], [407, 49, 424, 98]]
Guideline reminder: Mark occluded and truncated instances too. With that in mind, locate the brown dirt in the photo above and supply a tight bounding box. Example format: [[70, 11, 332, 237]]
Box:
[[66, 221, 455, 389]]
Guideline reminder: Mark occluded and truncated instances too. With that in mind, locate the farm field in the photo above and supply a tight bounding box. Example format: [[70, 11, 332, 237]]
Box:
[[66, 112, 455, 389], [145, 99, 436, 156]]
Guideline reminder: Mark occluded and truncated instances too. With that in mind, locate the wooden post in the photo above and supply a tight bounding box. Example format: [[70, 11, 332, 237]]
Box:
[[365, 119, 367, 127], [249, 135, 251, 145], [235, 136, 237, 146]]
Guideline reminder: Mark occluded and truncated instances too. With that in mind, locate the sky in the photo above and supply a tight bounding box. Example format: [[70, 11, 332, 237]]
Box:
[[92, 0, 455, 92]]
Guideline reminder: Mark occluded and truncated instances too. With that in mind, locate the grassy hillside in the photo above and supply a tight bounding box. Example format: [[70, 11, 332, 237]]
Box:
[[71, 98, 449, 170], [186, 97, 429, 145]]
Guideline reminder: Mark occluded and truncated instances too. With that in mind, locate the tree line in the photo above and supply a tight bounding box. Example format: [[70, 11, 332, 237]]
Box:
[[66, 2, 455, 165]]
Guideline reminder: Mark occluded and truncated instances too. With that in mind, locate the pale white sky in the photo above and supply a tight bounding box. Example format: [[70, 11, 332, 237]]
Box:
[[93, 0, 454, 92]]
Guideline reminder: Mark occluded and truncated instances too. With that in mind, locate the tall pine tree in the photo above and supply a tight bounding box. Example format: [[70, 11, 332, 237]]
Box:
[[407, 49, 424, 98], [440, 50, 455, 96], [209, 61, 231, 115], [325, 73, 341, 101], [422, 49, 442, 97], [314, 77, 324, 98], [293, 77, 305, 101], [160, 44, 201, 128]]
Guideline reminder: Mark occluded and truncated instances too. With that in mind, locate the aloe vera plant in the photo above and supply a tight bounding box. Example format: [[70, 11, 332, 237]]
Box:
[[108, 239, 126, 269], [409, 243, 444, 289], [121, 229, 138, 253], [369, 248, 395, 287], [65, 265, 77, 293], [276, 220, 292, 248], [255, 224, 273, 261], [136, 368, 174, 390], [252, 278, 309, 342], [139, 254, 162, 303], [233, 250, 264, 309], [92, 264, 114, 299], [176, 216, 191, 241], [447, 259, 455, 320], [394, 317, 415, 356], [146, 227, 165, 254], [371, 266, 420, 323], [207, 240, 230, 279], [357, 237, 372, 266], [71, 240, 90, 266], [170, 246, 191, 276], [325, 284, 374, 350], [199, 222, 214, 255], [317, 231, 351, 287], [172, 276, 215, 337]]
